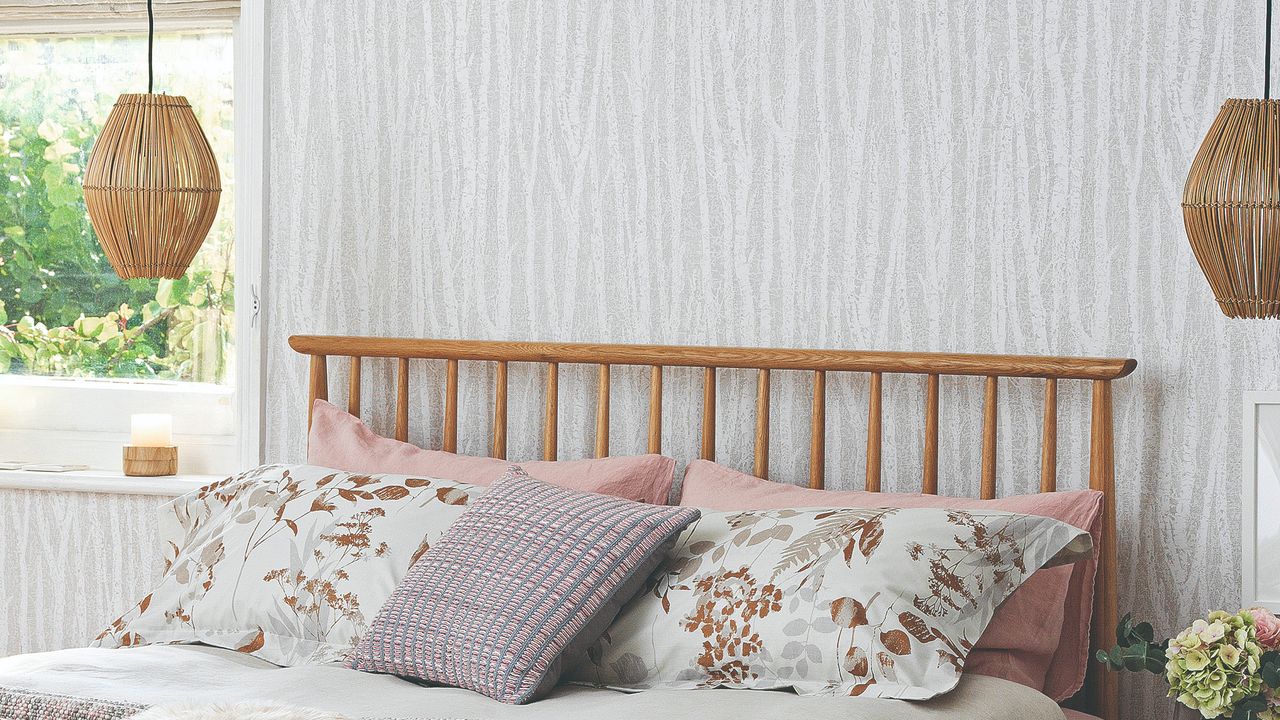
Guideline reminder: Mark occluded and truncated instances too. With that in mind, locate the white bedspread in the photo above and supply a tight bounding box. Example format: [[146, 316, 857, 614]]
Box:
[[0, 645, 1067, 720]]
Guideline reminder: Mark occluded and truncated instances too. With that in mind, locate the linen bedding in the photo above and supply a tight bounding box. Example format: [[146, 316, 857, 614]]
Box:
[[0, 645, 1070, 720]]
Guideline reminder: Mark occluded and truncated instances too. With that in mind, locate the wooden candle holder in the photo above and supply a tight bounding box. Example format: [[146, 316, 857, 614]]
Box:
[[123, 446, 178, 477]]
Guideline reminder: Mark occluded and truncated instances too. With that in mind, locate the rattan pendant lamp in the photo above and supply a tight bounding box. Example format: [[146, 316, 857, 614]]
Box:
[[82, 0, 221, 280], [1182, 0, 1280, 318]]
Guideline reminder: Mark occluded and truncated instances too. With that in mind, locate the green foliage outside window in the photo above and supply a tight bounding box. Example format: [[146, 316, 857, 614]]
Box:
[[0, 31, 234, 384]]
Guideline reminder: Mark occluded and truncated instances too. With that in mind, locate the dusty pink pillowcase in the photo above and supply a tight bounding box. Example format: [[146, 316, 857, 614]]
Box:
[[678, 459, 1102, 702], [307, 399, 675, 504]]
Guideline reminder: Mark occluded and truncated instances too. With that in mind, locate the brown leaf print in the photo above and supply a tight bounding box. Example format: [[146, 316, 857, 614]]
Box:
[[435, 487, 469, 505], [848, 679, 876, 696], [409, 537, 431, 566], [899, 611, 942, 644], [681, 566, 777, 686], [877, 651, 897, 679], [311, 497, 336, 513], [138, 593, 152, 614], [772, 509, 899, 578], [285, 519, 299, 535], [937, 648, 963, 673], [913, 511, 1028, 618], [856, 517, 884, 558], [316, 473, 337, 487], [404, 477, 432, 487], [236, 628, 265, 653], [374, 485, 410, 501], [881, 629, 911, 655], [843, 646, 869, 676], [829, 597, 867, 628]]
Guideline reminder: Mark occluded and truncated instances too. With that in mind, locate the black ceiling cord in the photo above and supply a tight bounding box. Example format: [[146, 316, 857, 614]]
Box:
[[147, 0, 154, 94]]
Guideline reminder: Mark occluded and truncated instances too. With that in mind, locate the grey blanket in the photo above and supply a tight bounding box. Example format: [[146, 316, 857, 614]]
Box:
[[0, 645, 1068, 719]]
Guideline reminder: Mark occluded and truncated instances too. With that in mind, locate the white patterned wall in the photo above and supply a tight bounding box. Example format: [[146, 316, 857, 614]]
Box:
[[0, 490, 164, 656], [263, 3, 1277, 717]]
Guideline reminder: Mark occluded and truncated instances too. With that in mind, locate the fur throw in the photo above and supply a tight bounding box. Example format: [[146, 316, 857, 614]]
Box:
[[131, 702, 350, 720]]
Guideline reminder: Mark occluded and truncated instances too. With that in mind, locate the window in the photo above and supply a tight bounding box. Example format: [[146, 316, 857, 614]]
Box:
[[0, 5, 260, 475], [0, 30, 234, 384]]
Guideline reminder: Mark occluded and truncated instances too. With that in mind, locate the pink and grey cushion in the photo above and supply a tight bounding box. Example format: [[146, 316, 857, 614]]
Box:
[[345, 467, 701, 704], [308, 399, 676, 504]]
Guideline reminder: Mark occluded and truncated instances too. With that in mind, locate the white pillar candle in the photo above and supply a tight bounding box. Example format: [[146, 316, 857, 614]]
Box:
[[130, 414, 173, 447]]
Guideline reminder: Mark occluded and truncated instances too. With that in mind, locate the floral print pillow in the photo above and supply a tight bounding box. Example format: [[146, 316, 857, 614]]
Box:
[[94, 464, 479, 666], [568, 506, 1091, 700]]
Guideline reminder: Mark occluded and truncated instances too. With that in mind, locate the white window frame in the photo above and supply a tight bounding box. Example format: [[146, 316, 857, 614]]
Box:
[[0, 1, 265, 475], [1243, 390, 1280, 613], [233, 0, 266, 469]]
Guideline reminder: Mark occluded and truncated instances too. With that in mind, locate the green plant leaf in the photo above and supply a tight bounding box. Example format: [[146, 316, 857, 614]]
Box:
[[1116, 613, 1134, 647], [1120, 642, 1149, 672]]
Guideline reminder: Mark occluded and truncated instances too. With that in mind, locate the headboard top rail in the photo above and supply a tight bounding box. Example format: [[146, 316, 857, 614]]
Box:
[[288, 335, 1136, 381]]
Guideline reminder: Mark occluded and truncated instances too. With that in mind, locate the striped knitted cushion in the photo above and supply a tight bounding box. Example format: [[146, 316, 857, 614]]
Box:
[[345, 466, 700, 704]]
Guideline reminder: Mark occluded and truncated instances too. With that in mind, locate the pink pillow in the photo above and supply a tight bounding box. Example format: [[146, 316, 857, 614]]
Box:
[[307, 399, 675, 504], [678, 459, 1102, 702]]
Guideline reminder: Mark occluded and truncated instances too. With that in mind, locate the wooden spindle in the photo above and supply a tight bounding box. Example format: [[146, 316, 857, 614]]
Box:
[[923, 373, 939, 494], [595, 364, 611, 458], [1088, 379, 1119, 720], [1040, 378, 1058, 492], [347, 356, 362, 416], [444, 359, 458, 453], [307, 354, 328, 431], [981, 376, 998, 499], [701, 367, 717, 460], [395, 358, 409, 442], [492, 361, 508, 459], [753, 369, 771, 479], [543, 362, 558, 461], [866, 371, 882, 491], [809, 370, 826, 489], [647, 365, 663, 454]]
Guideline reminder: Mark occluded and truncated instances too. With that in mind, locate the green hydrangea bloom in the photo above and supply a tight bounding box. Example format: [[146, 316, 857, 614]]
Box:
[[1165, 610, 1263, 718]]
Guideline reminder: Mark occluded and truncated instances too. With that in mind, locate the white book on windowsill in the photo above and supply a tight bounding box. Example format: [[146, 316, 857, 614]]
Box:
[[0, 462, 91, 473]]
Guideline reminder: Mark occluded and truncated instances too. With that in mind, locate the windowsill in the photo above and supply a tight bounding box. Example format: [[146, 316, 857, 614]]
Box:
[[0, 468, 219, 497]]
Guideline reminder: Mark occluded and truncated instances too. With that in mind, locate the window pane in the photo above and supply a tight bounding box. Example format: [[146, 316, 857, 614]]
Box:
[[0, 31, 234, 384]]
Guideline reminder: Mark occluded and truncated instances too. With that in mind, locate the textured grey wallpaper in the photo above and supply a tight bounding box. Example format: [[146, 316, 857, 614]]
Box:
[[0, 490, 163, 657], [263, 3, 1276, 717]]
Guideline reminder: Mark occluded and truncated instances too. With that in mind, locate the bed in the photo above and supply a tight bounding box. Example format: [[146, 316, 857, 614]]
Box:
[[0, 335, 1135, 720]]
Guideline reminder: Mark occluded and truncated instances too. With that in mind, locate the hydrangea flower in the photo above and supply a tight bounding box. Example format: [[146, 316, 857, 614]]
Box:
[[1165, 610, 1264, 718]]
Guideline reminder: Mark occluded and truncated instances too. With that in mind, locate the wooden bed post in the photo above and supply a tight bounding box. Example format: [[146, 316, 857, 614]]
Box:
[[307, 354, 328, 431], [1088, 379, 1119, 720]]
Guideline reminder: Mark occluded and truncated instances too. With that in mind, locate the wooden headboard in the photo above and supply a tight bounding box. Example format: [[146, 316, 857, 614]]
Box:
[[289, 334, 1136, 719]]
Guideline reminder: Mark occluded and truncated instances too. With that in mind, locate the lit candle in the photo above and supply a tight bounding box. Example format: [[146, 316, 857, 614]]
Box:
[[130, 414, 173, 447]]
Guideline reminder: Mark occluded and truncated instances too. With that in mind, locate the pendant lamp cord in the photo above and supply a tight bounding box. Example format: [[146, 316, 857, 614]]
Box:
[[147, 0, 154, 94], [1268, 0, 1273, 99]]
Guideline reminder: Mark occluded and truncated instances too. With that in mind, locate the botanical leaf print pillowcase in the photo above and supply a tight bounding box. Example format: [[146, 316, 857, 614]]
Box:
[[568, 507, 1091, 700], [95, 464, 479, 666]]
